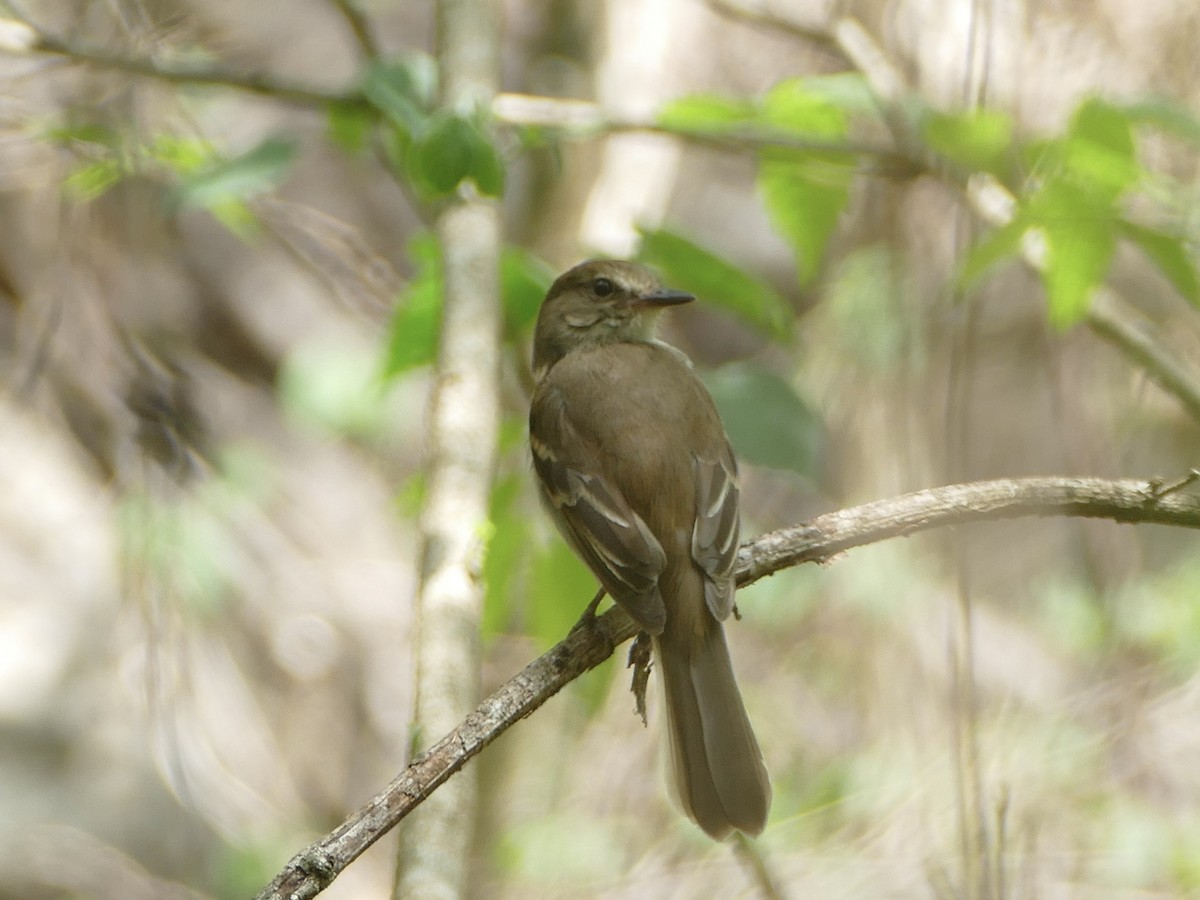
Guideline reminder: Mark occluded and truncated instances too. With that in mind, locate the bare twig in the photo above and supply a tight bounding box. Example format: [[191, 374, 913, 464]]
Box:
[[6, 23, 357, 106], [326, 0, 380, 58], [255, 475, 1200, 900]]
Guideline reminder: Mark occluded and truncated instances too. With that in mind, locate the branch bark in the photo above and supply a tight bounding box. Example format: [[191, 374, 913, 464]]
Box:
[[254, 475, 1200, 900], [389, 0, 501, 898]]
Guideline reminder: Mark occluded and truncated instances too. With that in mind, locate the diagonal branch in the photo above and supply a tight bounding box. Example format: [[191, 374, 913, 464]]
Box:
[[254, 475, 1200, 900]]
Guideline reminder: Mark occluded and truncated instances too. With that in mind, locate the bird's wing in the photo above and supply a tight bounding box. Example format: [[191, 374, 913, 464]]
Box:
[[691, 447, 740, 621], [531, 390, 667, 634]]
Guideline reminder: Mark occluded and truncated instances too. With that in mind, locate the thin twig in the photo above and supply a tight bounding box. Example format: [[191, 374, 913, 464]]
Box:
[[255, 475, 1200, 900], [326, 0, 380, 58]]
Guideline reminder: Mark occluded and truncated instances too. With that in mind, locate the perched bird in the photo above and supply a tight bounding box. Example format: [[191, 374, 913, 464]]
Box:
[[529, 259, 771, 839]]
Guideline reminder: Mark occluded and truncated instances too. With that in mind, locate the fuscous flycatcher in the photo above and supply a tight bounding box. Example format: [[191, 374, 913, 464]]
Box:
[[529, 259, 771, 839]]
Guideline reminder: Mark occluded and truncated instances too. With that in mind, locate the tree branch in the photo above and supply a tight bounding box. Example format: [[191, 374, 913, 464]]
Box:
[[254, 475, 1200, 900]]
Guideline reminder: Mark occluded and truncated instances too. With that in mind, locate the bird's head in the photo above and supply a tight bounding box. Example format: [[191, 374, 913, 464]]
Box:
[[532, 259, 693, 380]]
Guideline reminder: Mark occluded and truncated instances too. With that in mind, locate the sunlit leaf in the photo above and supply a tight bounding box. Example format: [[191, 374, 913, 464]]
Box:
[[755, 80, 852, 284], [1028, 180, 1116, 327], [922, 108, 1014, 175], [1063, 98, 1141, 201], [657, 93, 760, 133], [760, 78, 847, 137], [1120, 220, 1200, 306], [383, 249, 441, 377], [702, 363, 821, 476], [636, 227, 792, 338]]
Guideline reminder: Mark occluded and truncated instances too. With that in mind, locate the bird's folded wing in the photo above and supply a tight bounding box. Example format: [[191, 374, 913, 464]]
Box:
[[691, 450, 740, 621], [531, 409, 667, 634]]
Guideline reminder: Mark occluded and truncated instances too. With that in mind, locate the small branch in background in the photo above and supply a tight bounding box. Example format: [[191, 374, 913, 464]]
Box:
[[326, 0, 380, 58], [0, 18, 356, 106], [255, 475, 1200, 900]]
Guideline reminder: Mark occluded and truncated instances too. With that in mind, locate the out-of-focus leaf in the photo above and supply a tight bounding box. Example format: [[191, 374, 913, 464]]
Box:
[[1120, 96, 1200, 144], [1071, 97, 1135, 159], [384, 274, 441, 376], [1021, 100, 1142, 204], [362, 55, 436, 135], [1120, 221, 1200, 306], [958, 218, 1027, 290], [758, 159, 850, 285], [1027, 180, 1116, 327], [482, 474, 529, 641], [798, 73, 877, 114], [657, 93, 760, 133], [279, 337, 389, 438], [64, 158, 123, 199], [174, 136, 297, 210], [150, 135, 217, 174], [756, 80, 852, 284], [501, 246, 554, 334], [702, 363, 821, 476], [760, 78, 847, 137], [411, 110, 505, 197], [44, 121, 121, 148], [529, 540, 596, 650], [636, 227, 791, 338], [327, 100, 375, 154], [922, 108, 1014, 175], [383, 235, 442, 377]]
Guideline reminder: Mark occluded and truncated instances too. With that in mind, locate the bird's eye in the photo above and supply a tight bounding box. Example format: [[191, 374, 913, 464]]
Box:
[[592, 277, 614, 298]]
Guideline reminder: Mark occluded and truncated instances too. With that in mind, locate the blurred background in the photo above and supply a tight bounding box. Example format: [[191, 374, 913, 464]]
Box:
[[2, 0, 1200, 897]]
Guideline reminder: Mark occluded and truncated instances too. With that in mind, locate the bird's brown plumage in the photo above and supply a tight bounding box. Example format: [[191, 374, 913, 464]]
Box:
[[529, 259, 770, 838]]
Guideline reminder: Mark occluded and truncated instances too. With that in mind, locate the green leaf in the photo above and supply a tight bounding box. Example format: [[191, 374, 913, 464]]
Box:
[[529, 541, 597, 649], [410, 111, 505, 197], [796, 74, 878, 115], [1063, 98, 1140, 200], [758, 158, 850, 285], [278, 337, 389, 439], [958, 218, 1027, 289], [501, 246, 554, 335], [922, 108, 1014, 175], [1027, 180, 1116, 327], [1120, 220, 1200, 305], [657, 93, 760, 133], [636, 227, 791, 338], [327, 100, 375, 154], [1120, 96, 1200, 144], [174, 136, 297, 210], [362, 55, 436, 136], [482, 474, 530, 641], [63, 158, 124, 199], [702, 363, 821, 476], [383, 234, 442, 377], [1070, 97, 1135, 158], [149, 135, 217, 175], [760, 78, 847, 138], [754, 80, 852, 284]]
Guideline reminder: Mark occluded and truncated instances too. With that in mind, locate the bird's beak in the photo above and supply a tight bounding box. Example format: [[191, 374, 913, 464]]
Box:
[[631, 288, 695, 310]]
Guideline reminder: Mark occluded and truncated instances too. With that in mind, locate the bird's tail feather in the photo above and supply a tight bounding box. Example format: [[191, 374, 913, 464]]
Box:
[[656, 622, 770, 839]]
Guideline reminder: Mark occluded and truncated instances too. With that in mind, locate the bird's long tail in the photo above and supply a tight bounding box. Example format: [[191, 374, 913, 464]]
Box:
[[656, 617, 771, 839]]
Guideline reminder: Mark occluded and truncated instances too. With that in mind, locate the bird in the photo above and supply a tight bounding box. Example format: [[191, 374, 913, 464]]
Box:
[[528, 258, 771, 839]]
